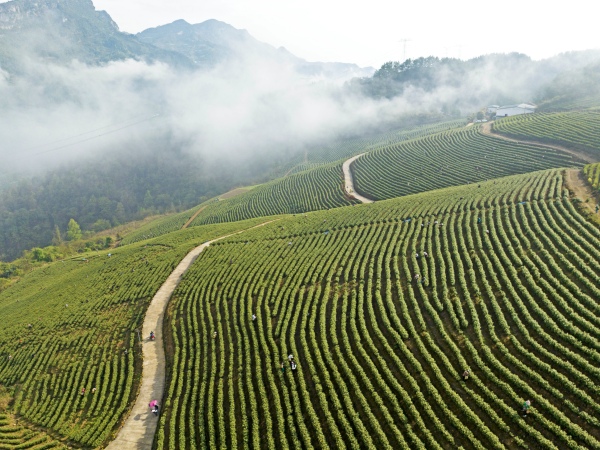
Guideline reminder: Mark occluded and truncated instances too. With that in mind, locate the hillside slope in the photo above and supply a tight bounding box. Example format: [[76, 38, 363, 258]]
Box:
[[1, 167, 600, 448], [156, 169, 600, 449], [0, 0, 193, 72], [0, 218, 270, 447], [352, 123, 584, 201]]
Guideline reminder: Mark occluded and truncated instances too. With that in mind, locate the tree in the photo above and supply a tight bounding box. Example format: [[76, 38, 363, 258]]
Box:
[[66, 219, 82, 241], [143, 190, 153, 209], [52, 225, 63, 246]]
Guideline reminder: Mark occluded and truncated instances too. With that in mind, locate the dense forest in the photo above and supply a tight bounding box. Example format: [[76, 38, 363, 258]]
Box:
[[0, 145, 298, 261], [349, 51, 600, 109]]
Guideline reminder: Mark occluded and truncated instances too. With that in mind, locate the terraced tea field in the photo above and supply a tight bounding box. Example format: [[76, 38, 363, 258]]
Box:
[[122, 119, 585, 244], [584, 162, 600, 189], [351, 124, 582, 200], [3, 107, 600, 449], [280, 119, 466, 176], [493, 111, 600, 159], [123, 162, 359, 244], [0, 218, 272, 448], [157, 169, 600, 449]]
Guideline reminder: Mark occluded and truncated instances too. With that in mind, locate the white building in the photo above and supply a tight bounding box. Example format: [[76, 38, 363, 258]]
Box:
[[487, 105, 500, 114], [495, 103, 536, 118]]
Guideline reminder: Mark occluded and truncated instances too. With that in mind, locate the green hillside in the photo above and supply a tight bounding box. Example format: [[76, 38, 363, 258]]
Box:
[[3, 1, 600, 447], [281, 119, 466, 176], [156, 169, 600, 449], [493, 111, 600, 160], [0, 412, 66, 449], [121, 118, 578, 244], [2, 166, 600, 448], [352, 124, 582, 201], [2, 101, 600, 450], [584, 162, 600, 189], [122, 162, 358, 245], [538, 93, 600, 112], [0, 217, 272, 448]]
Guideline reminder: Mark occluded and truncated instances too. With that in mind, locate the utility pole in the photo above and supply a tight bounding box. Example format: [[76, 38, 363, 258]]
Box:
[[399, 38, 411, 62]]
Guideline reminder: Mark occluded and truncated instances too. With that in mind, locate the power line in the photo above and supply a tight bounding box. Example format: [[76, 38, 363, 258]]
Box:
[[0, 112, 162, 185], [34, 113, 161, 156], [12, 113, 162, 160]]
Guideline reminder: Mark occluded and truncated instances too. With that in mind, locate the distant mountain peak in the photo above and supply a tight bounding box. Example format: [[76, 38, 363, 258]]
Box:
[[136, 19, 375, 79], [0, 0, 194, 71], [0, 0, 374, 80]]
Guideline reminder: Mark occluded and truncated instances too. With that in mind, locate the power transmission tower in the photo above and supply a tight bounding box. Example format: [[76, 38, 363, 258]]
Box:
[[399, 38, 412, 62]]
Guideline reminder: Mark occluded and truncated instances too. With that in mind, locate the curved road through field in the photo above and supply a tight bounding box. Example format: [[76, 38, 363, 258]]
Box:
[[343, 154, 374, 204], [107, 220, 277, 450], [480, 122, 594, 164]]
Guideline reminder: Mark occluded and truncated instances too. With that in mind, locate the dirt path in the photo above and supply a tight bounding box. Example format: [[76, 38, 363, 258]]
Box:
[[106, 220, 277, 450], [342, 154, 374, 204], [480, 122, 594, 164], [181, 206, 208, 230], [565, 168, 600, 220]]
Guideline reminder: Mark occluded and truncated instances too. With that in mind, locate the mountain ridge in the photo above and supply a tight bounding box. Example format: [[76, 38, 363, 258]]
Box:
[[0, 0, 195, 71], [136, 17, 375, 79], [0, 0, 374, 79]]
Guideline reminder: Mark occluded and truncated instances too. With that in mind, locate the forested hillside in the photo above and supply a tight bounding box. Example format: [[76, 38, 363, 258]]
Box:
[[0, 151, 231, 261], [350, 51, 600, 109], [0, 116, 455, 261]]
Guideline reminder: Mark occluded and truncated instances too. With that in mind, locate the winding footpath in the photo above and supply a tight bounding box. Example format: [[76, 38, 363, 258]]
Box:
[[342, 154, 374, 204], [106, 220, 276, 450]]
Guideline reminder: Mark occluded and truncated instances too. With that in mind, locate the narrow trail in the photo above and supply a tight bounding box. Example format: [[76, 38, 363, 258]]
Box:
[[565, 168, 600, 221], [181, 205, 207, 230], [106, 220, 278, 450], [480, 122, 594, 164], [343, 154, 374, 204]]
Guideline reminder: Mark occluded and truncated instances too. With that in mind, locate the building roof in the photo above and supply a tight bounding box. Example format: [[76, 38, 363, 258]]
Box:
[[497, 103, 536, 110]]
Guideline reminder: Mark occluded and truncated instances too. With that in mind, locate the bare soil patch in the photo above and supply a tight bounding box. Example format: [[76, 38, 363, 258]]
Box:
[[181, 205, 207, 229], [565, 168, 600, 224]]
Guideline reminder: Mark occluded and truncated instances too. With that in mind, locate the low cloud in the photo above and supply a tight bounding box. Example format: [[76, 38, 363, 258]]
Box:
[[0, 56, 408, 175], [2, 50, 587, 177]]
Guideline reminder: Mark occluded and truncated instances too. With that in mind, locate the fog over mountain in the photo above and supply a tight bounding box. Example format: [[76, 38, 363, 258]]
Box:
[[0, 0, 380, 175], [1, 0, 600, 260], [136, 18, 375, 81], [2, 0, 599, 176]]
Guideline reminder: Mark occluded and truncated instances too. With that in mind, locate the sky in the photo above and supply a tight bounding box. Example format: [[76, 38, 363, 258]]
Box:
[[84, 0, 600, 68]]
